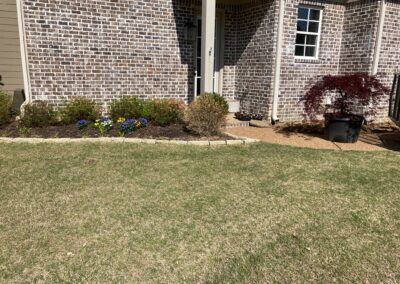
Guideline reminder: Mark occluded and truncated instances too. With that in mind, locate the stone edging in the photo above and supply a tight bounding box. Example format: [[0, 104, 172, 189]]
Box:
[[0, 134, 259, 146]]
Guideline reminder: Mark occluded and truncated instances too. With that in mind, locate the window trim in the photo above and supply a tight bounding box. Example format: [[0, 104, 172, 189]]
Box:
[[294, 5, 323, 60]]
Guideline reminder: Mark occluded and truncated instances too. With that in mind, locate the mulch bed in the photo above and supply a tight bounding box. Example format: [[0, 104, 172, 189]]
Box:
[[0, 122, 234, 141], [275, 121, 400, 135]]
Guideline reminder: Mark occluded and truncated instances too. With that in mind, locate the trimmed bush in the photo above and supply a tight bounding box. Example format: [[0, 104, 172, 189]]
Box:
[[110, 96, 144, 122], [145, 99, 184, 126], [61, 97, 101, 124], [206, 93, 229, 115], [21, 101, 58, 127], [110, 96, 184, 126], [0, 91, 12, 126], [184, 94, 227, 136]]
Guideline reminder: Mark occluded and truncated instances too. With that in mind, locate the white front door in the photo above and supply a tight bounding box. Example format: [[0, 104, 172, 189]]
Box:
[[194, 16, 221, 96]]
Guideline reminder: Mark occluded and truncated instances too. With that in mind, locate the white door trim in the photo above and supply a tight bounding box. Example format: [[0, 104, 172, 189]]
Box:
[[16, 0, 31, 103]]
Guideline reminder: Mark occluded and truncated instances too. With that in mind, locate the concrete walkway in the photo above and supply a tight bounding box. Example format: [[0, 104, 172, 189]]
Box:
[[226, 126, 400, 151]]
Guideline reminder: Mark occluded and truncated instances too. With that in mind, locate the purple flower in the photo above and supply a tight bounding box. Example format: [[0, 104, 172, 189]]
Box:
[[77, 119, 90, 130], [100, 117, 110, 122], [118, 119, 136, 134], [138, 118, 149, 126]]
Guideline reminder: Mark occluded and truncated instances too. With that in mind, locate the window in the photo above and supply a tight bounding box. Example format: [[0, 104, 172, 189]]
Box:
[[295, 6, 322, 59]]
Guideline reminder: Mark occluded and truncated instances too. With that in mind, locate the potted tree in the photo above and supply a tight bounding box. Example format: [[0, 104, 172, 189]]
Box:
[[302, 73, 389, 143]]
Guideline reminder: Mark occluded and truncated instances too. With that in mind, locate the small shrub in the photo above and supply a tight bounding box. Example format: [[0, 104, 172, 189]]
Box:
[[141, 100, 156, 120], [21, 101, 58, 127], [0, 91, 12, 126], [110, 96, 144, 122], [146, 99, 185, 126], [206, 93, 229, 115], [184, 94, 227, 136], [61, 97, 101, 124]]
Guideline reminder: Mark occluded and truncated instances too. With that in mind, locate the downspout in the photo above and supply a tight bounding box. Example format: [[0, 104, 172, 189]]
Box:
[[16, 0, 32, 105], [372, 0, 386, 75], [271, 0, 285, 124]]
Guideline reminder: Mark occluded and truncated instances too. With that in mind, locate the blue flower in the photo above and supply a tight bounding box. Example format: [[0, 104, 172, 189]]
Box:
[[100, 117, 110, 122], [138, 118, 148, 126], [118, 119, 136, 134], [76, 119, 90, 130]]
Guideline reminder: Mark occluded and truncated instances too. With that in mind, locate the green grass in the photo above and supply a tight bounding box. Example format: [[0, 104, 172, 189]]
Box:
[[0, 142, 399, 283]]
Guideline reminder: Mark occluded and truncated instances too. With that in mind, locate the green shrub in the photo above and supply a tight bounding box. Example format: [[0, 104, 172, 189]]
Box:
[[61, 97, 101, 124], [145, 99, 184, 126], [110, 96, 144, 121], [206, 93, 229, 115], [141, 100, 156, 120], [21, 101, 58, 127], [184, 94, 227, 136], [0, 91, 12, 125]]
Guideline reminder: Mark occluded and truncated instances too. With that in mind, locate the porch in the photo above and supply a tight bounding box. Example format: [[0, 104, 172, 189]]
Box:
[[173, 0, 277, 116]]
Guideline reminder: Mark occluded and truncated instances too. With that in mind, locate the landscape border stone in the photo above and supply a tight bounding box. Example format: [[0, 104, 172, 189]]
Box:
[[0, 135, 260, 146]]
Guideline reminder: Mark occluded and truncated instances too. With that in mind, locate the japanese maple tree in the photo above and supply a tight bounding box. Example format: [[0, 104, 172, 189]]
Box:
[[302, 73, 389, 120]]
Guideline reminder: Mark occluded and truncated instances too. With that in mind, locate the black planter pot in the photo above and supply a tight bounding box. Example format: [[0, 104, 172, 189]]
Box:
[[324, 114, 364, 143]]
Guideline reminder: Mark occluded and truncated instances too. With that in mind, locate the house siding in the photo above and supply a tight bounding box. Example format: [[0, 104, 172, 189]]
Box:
[[0, 0, 24, 95]]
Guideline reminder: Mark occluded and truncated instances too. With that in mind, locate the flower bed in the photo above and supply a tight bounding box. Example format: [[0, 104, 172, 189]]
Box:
[[0, 93, 235, 141], [0, 121, 234, 141]]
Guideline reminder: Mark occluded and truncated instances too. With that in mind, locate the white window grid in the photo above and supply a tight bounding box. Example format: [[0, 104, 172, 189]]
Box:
[[295, 6, 323, 59]]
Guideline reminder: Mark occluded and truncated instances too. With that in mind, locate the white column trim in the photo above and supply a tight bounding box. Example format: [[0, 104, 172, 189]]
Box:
[[200, 0, 216, 94], [16, 0, 31, 103], [372, 0, 386, 76]]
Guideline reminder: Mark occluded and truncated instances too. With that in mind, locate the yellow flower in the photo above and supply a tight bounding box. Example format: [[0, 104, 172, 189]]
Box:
[[117, 117, 126, 123]]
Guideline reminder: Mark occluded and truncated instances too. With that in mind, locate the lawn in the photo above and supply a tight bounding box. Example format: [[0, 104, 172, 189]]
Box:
[[0, 142, 399, 283]]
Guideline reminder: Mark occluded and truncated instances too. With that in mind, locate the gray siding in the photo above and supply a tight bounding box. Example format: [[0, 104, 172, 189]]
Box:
[[0, 0, 24, 95]]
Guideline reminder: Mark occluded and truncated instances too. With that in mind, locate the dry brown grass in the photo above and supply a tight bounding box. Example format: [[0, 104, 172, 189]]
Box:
[[0, 142, 399, 282]]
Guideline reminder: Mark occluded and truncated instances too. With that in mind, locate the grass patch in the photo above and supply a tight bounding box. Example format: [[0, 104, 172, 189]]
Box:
[[0, 143, 399, 282]]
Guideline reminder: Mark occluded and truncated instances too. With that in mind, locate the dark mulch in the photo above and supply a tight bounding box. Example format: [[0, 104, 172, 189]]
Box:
[[0, 122, 233, 141], [274, 121, 325, 135], [275, 121, 400, 135]]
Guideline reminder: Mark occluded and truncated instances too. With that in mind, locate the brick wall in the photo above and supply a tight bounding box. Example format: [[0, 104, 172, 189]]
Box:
[[338, 0, 398, 121], [221, 5, 239, 100], [22, 0, 242, 109], [278, 0, 345, 121], [375, 0, 400, 120], [339, 0, 379, 74], [378, 1, 400, 89], [23, 0, 199, 109], [235, 0, 276, 115]]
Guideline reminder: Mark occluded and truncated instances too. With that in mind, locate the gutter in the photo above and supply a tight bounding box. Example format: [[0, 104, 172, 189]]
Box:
[[372, 0, 386, 75], [271, 0, 285, 124]]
